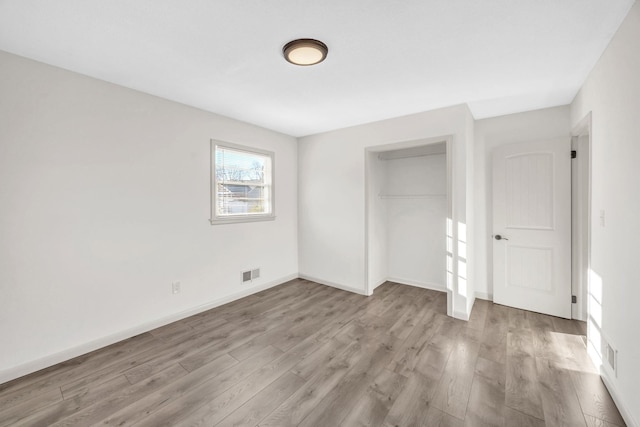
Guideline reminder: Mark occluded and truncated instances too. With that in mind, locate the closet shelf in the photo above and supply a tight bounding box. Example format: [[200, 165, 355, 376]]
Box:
[[379, 194, 446, 199]]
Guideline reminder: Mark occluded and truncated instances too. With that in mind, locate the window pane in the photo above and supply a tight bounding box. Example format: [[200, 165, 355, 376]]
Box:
[[215, 146, 271, 217]]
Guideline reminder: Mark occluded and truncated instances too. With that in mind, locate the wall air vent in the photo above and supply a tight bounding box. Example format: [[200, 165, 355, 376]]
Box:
[[242, 270, 252, 283], [601, 335, 618, 377], [242, 268, 260, 284]]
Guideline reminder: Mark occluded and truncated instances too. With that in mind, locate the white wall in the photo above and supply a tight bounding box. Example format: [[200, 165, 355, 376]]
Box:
[[366, 152, 389, 293], [298, 105, 475, 319], [570, 2, 640, 425], [385, 154, 447, 290], [0, 51, 298, 383], [365, 152, 388, 291], [464, 109, 476, 314], [474, 106, 571, 299]]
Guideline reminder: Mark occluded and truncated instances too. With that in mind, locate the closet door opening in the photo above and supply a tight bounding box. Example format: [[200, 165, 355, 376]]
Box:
[[365, 137, 452, 314]]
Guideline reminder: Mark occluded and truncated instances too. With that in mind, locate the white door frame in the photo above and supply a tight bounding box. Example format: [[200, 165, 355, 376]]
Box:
[[571, 113, 592, 321], [364, 135, 454, 316]]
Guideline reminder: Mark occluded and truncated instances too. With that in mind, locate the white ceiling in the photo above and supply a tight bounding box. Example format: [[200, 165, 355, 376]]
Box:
[[0, 0, 634, 137]]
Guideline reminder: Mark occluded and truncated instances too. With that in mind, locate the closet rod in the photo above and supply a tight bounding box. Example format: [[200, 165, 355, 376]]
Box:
[[379, 193, 447, 199], [377, 151, 446, 161]]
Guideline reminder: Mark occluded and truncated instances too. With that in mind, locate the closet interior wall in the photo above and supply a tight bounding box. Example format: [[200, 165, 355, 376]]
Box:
[[374, 144, 447, 291]]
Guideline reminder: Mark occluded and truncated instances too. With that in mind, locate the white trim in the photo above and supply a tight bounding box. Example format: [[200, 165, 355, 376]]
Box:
[[571, 112, 592, 321], [601, 369, 639, 427], [453, 309, 470, 321], [298, 273, 370, 296], [386, 277, 446, 293], [445, 136, 454, 318], [475, 291, 493, 301], [0, 273, 297, 385], [364, 149, 372, 295], [372, 278, 387, 291], [209, 215, 276, 225]]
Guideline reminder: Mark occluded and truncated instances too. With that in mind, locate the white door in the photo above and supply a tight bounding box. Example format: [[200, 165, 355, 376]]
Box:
[[492, 138, 571, 318]]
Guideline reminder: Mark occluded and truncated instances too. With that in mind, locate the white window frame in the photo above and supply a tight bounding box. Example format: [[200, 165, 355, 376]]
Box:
[[210, 139, 275, 225]]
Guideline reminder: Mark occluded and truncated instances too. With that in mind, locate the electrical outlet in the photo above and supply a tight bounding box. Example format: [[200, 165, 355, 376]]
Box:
[[172, 282, 181, 294]]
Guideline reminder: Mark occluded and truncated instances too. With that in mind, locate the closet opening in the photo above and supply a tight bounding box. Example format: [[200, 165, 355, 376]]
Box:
[[365, 136, 453, 316]]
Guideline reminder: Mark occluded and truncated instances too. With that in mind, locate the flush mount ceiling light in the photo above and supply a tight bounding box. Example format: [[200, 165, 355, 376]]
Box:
[[283, 39, 328, 66]]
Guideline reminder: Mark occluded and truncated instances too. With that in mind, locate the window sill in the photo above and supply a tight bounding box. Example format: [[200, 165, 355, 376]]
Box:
[[209, 215, 276, 225]]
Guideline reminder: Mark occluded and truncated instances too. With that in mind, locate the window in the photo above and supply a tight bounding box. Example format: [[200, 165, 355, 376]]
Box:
[[210, 140, 274, 224]]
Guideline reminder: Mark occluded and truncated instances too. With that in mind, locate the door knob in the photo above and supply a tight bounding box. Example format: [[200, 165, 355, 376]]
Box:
[[494, 234, 509, 241]]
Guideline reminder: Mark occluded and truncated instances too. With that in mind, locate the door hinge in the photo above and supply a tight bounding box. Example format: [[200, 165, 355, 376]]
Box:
[[572, 295, 577, 303], [571, 150, 577, 159]]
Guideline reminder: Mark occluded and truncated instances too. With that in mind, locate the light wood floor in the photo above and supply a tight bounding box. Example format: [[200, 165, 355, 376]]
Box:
[[0, 279, 625, 426]]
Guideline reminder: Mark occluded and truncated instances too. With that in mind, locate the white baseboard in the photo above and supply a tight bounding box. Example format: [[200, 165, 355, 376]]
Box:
[[453, 309, 470, 321], [298, 273, 369, 296], [601, 368, 638, 427], [386, 277, 446, 293], [372, 278, 387, 291], [0, 273, 297, 385], [475, 291, 493, 301]]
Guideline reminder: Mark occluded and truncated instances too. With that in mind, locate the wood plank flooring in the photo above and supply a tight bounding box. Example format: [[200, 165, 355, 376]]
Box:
[[0, 279, 625, 426]]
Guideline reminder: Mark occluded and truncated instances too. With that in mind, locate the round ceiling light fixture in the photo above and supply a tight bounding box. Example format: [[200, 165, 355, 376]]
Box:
[[283, 39, 328, 66]]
